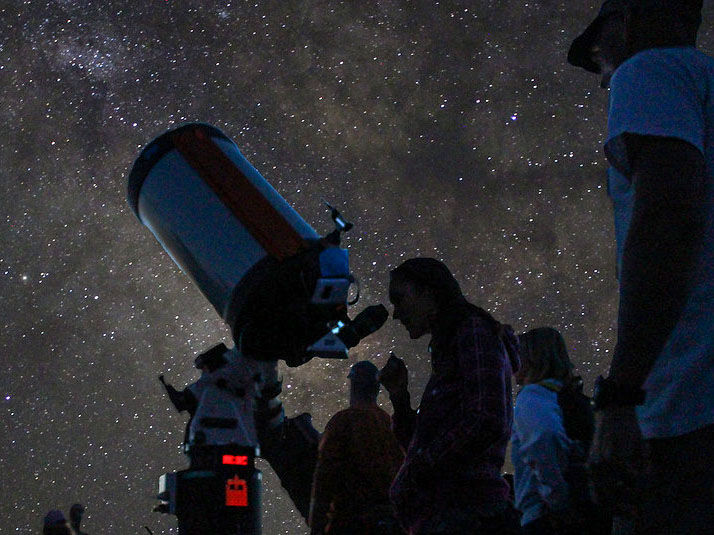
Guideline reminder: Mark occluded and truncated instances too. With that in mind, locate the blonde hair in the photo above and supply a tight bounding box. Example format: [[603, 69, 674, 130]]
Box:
[[518, 327, 574, 385]]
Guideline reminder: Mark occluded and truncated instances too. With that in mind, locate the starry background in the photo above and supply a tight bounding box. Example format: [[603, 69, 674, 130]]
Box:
[[2, 1, 713, 533]]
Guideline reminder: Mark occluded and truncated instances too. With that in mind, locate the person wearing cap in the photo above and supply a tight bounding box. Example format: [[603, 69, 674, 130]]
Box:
[[379, 258, 521, 535], [43, 510, 74, 535], [308, 360, 405, 535], [568, 1, 714, 533]]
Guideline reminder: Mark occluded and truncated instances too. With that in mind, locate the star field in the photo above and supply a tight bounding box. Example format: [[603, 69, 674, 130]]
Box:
[[2, 1, 713, 534]]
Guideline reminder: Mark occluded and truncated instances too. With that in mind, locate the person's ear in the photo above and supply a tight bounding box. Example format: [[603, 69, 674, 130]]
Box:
[[418, 285, 438, 305]]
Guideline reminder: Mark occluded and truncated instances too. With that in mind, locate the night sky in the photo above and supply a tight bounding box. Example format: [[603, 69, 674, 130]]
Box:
[[2, 1, 713, 533]]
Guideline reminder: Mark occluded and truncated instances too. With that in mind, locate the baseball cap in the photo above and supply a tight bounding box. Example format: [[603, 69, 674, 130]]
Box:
[[568, 0, 703, 73], [347, 360, 379, 384], [44, 510, 66, 526], [568, 0, 629, 73]]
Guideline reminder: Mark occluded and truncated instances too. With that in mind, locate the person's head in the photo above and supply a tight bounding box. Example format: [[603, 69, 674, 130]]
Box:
[[516, 327, 574, 385], [388, 258, 465, 339], [568, 0, 628, 86], [347, 360, 380, 405], [43, 510, 74, 535], [568, 0, 702, 86]]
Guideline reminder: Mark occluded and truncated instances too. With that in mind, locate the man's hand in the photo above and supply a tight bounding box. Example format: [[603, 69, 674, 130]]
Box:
[[378, 353, 409, 397], [588, 406, 646, 516]]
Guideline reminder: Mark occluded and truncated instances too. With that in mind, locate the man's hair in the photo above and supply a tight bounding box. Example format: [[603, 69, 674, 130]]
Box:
[[390, 257, 464, 308], [518, 327, 574, 385], [390, 257, 502, 356]]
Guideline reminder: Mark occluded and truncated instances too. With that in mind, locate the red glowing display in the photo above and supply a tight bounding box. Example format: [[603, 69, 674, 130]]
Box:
[[222, 454, 248, 466]]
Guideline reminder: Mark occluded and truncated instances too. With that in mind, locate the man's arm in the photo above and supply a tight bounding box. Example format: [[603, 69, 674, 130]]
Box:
[[378, 354, 416, 451], [608, 134, 707, 390], [389, 390, 417, 452], [590, 135, 705, 510]]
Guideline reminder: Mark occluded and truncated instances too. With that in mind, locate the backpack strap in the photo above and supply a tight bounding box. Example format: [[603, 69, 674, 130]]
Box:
[[536, 379, 563, 393]]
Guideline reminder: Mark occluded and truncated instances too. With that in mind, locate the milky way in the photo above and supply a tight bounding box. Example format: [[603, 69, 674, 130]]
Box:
[[2, 1, 713, 534]]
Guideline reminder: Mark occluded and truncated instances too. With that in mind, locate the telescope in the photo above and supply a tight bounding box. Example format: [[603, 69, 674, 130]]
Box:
[[127, 123, 386, 534]]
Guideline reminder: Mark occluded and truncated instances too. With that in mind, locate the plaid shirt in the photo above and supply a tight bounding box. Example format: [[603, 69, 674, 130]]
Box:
[[390, 312, 519, 534]]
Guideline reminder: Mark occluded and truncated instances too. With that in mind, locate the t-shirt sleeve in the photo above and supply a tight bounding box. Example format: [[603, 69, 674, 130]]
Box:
[[605, 50, 705, 178]]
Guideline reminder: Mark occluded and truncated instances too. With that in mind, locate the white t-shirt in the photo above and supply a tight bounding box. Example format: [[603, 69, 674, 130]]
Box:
[[605, 47, 714, 439], [511, 382, 572, 526]]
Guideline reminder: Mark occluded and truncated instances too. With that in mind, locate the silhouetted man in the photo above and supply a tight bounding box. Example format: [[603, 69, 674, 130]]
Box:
[[569, 1, 714, 533], [309, 361, 404, 535], [380, 258, 520, 535]]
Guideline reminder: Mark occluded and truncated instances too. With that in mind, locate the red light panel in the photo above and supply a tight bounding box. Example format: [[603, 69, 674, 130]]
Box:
[[222, 455, 248, 466], [226, 476, 248, 507]]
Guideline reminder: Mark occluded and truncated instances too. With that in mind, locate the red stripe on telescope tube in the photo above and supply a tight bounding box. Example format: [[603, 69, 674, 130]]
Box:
[[172, 126, 308, 261]]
